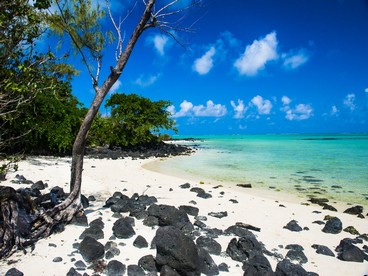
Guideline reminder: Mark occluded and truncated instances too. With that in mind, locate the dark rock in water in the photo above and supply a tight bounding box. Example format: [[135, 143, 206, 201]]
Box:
[[138, 255, 157, 273], [236, 183, 252, 188], [285, 244, 304, 251], [283, 220, 303, 232], [133, 235, 149, 248], [226, 235, 263, 262], [179, 205, 199, 217], [218, 263, 229, 272], [112, 218, 136, 239], [322, 217, 342, 234], [79, 236, 105, 262], [160, 265, 181, 276], [196, 236, 222, 255], [147, 204, 193, 233], [198, 247, 219, 275], [344, 226, 360, 235], [242, 254, 274, 276], [308, 197, 329, 205], [66, 268, 82, 276], [311, 244, 335, 257], [336, 238, 367, 262], [5, 268, 24, 276], [106, 260, 126, 276], [286, 250, 308, 264], [208, 211, 227, 218], [275, 259, 310, 276], [155, 226, 200, 275], [70, 212, 88, 227], [180, 183, 191, 189], [52, 256, 63, 262], [79, 225, 104, 240], [127, 264, 145, 276], [344, 205, 363, 215]]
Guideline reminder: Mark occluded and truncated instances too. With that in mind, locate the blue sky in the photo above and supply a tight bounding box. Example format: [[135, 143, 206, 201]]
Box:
[[66, 0, 368, 135]]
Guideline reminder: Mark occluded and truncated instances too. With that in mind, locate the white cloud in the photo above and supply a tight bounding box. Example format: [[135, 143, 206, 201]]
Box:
[[193, 100, 227, 117], [282, 49, 309, 70], [109, 79, 122, 94], [284, 104, 313, 120], [151, 34, 169, 56], [365, 88, 368, 93], [331, 105, 339, 116], [134, 74, 161, 87], [281, 95, 291, 105], [193, 47, 216, 75], [234, 31, 278, 76], [168, 100, 227, 118], [250, 95, 273, 115], [343, 93, 356, 111], [230, 99, 247, 119]]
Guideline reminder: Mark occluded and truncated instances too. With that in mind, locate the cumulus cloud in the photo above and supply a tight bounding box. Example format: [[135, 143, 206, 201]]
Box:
[[234, 31, 278, 76], [282, 49, 310, 70], [281, 96, 292, 105], [134, 74, 161, 87], [250, 95, 273, 115], [230, 99, 247, 119], [331, 105, 339, 116], [365, 88, 368, 93], [148, 34, 170, 56], [193, 47, 216, 75], [281, 96, 313, 120], [343, 93, 356, 111], [168, 100, 227, 118]]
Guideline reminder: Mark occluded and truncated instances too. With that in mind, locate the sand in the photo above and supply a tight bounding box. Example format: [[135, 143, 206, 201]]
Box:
[[0, 156, 367, 275]]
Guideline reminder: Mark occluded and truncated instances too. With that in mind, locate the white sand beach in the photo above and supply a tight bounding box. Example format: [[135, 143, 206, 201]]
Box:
[[0, 156, 367, 275]]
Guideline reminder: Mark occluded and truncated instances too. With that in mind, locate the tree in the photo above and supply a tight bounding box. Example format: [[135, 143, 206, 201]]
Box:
[[90, 93, 176, 147], [0, 0, 201, 258]]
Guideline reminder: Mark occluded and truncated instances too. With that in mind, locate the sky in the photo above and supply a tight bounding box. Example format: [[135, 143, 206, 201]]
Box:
[[64, 0, 368, 135]]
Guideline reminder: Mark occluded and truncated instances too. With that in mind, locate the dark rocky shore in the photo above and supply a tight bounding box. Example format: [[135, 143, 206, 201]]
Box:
[[3, 173, 368, 276]]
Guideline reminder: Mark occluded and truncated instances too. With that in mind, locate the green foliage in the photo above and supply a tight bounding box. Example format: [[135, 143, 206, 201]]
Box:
[[89, 93, 177, 147]]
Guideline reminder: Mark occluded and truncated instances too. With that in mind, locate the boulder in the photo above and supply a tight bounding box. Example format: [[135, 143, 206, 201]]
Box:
[[286, 250, 308, 264], [31, 180, 46, 190], [79, 226, 104, 240], [283, 220, 303, 232], [112, 217, 136, 239], [275, 259, 309, 276], [143, 216, 159, 227], [127, 264, 145, 276], [155, 226, 200, 275], [179, 205, 199, 217], [66, 268, 82, 276], [147, 204, 193, 233], [106, 260, 126, 276], [285, 244, 304, 251], [70, 212, 88, 227], [196, 236, 222, 255], [336, 239, 367, 262], [138, 255, 157, 273], [208, 211, 227, 218], [5, 268, 24, 276], [198, 247, 219, 275], [89, 218, 104, 229], [343, 205, 363, 215], [160, 265, 181, 276], [242, 255, 274, 276], [218, 263, 229, 272], [133, 235, 149, 248], [79, 236, 105, 262], [226, 235, 263, 262], [225, 225, 252, 237], [311, 244, 335, 257], [322, 217, 342, 234], [180, 183, 191, 189]]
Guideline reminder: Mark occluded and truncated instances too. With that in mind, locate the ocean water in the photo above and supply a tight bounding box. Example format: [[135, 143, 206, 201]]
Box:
[[157, 134, 368, 205]]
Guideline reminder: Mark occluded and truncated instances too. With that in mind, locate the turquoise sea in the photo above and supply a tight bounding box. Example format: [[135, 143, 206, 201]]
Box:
[[157, 134, 368, 205]]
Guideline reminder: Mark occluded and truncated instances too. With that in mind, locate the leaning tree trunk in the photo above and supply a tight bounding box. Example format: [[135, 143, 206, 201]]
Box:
[[0, 0, 155, 259]]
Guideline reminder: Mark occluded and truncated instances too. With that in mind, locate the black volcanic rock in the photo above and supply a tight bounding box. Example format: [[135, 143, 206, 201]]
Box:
[[106, 260, 126, 276], [5, 268, 24, 276], [226, 235, 263, 262], [179, 205, 199, 217], [196, 236, 222, 255], [336, 238, 367, 262], [344, 205, 363, 215], [208, 211, 227, 218], [275, 259, 310, 276], [322, 217, 342, 234], [155, 226, 200, 275], [283, 220, 303, 232], [133, 235, 149, 248], [242, 255, 274, 276], [79, 236, 105, 262], [112, 217, 136, 239], [311, 244, 335, 257], [198, 247, 219, 275], [138, 255, 157, 273]]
